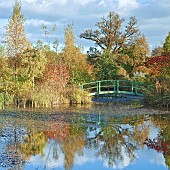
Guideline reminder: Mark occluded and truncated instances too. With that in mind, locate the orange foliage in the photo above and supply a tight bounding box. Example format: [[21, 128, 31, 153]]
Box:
[[44, 122, 71, 141]]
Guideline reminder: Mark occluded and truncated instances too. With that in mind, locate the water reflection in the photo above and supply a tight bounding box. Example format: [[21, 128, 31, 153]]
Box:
[[144, 114, 170, 168], [0, 110, 169, 170]]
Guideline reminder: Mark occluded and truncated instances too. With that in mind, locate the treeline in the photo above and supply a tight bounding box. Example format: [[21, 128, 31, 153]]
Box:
[[0, 1, 92, 108], [0, 1, 169, 109]]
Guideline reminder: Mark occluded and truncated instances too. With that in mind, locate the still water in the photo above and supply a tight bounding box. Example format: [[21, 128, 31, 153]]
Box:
[[0, 104, 170, 170]]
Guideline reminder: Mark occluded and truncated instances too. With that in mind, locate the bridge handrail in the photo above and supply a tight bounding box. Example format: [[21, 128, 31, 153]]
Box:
[[80, 80, 144, 96]]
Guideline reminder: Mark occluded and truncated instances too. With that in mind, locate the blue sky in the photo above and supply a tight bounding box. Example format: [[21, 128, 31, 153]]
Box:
[[0, 0, 170, 52]]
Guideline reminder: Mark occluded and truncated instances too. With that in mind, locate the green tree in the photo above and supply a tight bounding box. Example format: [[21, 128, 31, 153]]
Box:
[[0, 46, 13, 108], [94, 35, 150, 80], [21, 48, 47, 107], [163, 32, 170, 52], [95, 52, 127, 80]]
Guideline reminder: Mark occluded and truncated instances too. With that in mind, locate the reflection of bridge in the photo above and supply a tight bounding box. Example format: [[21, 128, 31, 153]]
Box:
[[80, 80, 144, 97]]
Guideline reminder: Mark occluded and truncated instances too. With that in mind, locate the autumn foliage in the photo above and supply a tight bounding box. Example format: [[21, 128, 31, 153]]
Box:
[[0, 0, 170, 108], [44, 123, 71, 141], [145, 55, 170, 71], [44, 63, 70, 87]]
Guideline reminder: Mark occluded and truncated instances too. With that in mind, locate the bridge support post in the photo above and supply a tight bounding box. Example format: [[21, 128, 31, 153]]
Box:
[[132, 83, 134, 94], [116, 80, 119, 95], [80, 84, 83, 90], [97, 81, 101, 94], [114, 80, 116, 93], [134, 82, 138, 95], [98, 81, 101, 94]]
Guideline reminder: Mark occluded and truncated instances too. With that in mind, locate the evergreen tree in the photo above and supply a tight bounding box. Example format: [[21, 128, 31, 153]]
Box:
[[163, 32, 170, 52], [95, 52, 127, 80]]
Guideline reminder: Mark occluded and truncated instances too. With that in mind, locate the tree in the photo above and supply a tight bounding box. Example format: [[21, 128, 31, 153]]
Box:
[[131, 35, 150, 64], [41, 23, 57, 46], [3, 0, 31, 78], [62, 24, 93, 84], [0, 46, 13, 108], [94, 35, 150, 79], [145, 55, 170, 95], [80, 11, 139, 54], [151, 45, 163, 56], [44, 63, 70, 88], [42, 62, 70, 106], [95, 52, 127, 80], [163, 32, 170, 52], [22, 49, 47, 88], [123, 35, 150, 75], [0, 46, 9, 81], [86, 47, 101, 65]]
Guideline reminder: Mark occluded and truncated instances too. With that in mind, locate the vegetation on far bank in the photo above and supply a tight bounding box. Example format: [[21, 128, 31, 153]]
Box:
[[0, 1, 169, 109]]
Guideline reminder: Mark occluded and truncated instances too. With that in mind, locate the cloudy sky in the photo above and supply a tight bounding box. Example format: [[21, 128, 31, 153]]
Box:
[[0, 0, 170, 52]]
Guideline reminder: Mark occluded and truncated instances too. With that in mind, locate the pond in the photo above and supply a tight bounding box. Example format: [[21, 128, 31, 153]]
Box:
[[0, 104, 170, 170]]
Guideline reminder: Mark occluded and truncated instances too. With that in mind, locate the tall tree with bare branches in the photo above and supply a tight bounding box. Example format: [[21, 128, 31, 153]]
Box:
[[80, 11, 139, 54]]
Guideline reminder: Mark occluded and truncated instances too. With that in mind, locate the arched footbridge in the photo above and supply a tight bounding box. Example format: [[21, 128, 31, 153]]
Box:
[[80, 80, 145, 97]]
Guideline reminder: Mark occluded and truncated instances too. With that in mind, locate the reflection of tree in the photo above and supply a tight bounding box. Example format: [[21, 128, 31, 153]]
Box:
[[98, 125, 137, 167], [0, 125, 25, 170], [43, 122, 86, 170], [86, 115, 150, 168], [146, 114, 170, 168], [16, 120, 86, 170], [44, 122, 71, 142], [20, 128, 46, 160], [61, 124, 86, 170], [44, 122, 71, 163], [0, 114, 154, 170]]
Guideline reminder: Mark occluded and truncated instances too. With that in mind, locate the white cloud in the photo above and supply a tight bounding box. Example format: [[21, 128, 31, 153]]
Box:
[[117, 0, 139, 11], [26, 19, 53, 27], [73, 0, 95, 5], [28, 142, 97, 169], [98, 0, 106, 7], [115, 0, 140, 16], [0, 1, 13, 8], [24, 0, 38, 4], [138, 147, 166, 167], [27, 138, 167, 170]]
